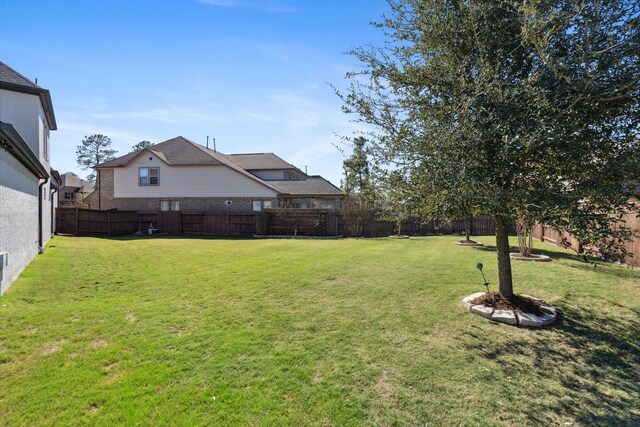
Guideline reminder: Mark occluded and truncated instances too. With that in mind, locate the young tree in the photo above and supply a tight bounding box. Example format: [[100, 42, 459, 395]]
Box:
[[341, 137, 377, 236], [132, 140, 152, 152], [76, 134, 117, 184], [338, 1, 640, 296], [377, 170, 415, 236]]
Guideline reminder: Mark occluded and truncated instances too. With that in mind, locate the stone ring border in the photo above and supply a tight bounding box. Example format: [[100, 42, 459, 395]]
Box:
[[454, 241, 483, 246], [462, 292, 557, 327]]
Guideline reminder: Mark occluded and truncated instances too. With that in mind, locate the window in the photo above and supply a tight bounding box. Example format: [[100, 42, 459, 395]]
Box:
[[42, 119, 49, 160], [160, 200, 180, 211], [253, 200, 273, 211], [139, 167, 159, 186]]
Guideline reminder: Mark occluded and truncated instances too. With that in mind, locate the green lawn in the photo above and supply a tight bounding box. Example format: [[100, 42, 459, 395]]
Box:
[[0, 235, 638, 426]]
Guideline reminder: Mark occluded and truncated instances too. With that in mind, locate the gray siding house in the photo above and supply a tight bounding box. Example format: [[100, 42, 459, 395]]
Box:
[[0, 62, 58, 295], [88, 136, 343, 212]]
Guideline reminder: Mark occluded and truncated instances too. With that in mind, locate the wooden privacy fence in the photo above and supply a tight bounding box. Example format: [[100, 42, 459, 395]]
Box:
[[531, 208, 640, 268], [265, 208, 338, 236], [56, 208, 138, 235], [57, 208, 503, 238], [340, 216, 501, 238], [138, 211, 267, 235], [56, 208, 337, 236]]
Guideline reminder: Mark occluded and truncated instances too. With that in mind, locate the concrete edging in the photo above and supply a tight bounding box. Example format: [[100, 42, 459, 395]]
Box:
[[463, 292, 557, 327]]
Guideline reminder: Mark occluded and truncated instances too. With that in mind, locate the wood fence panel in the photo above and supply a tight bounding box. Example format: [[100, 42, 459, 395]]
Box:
[[230, 213, 257, 235], [77, 209, 108, 234], [56, 208, 78, 234], [138, 212, 158, 232], [157, 212, 182, 234], [109, 211, 138, 235], [266, 209, 333, 236], [181, 212, 204, 234], [203, 213, 230, 235]]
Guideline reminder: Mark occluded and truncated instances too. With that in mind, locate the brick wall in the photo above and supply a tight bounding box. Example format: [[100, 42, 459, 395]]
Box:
[[0, 150, 40, 294]]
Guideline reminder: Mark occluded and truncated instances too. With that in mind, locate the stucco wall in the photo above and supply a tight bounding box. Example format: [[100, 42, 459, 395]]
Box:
[[0, 150, 40, 294], [0, 88, 52, 248], [0, 89, 48, 160]]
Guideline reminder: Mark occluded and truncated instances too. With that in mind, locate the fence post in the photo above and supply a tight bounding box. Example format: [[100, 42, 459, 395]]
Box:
[[75, 208, 79, 235], [107, 210, 112, 236]]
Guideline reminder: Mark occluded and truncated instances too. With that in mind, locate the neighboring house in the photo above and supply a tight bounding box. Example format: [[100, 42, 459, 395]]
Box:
[[59, 172, 94, 207], [0, 61, 58, 294], [87, 136, 343, 212]]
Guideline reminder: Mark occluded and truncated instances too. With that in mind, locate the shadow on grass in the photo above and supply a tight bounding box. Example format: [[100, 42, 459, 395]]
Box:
[[463, 304, 640, 425], [471, 244, 639, 279]]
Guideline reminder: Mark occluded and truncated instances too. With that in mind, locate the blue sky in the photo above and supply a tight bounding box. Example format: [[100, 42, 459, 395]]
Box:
[[1, 0, 389, 185]]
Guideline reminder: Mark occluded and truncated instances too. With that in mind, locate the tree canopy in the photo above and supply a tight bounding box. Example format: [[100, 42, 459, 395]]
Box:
[[338, 0, 640, 296], [132, 140, 152, 152], [76, 134, 117, 184]]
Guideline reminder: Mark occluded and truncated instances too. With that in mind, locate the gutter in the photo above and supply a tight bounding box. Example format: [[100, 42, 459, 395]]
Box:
[[51, 186, 58, 235], [38, 177, 49, 253], [50, 173, 60, 236]]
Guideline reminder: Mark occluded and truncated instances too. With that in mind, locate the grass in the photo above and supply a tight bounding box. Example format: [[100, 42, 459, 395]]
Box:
[[0, 235, 638, 426]]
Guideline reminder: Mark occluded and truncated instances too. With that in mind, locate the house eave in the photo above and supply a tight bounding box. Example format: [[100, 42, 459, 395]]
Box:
[[0, 82, 57, 130], [0, 122, 49, 179]]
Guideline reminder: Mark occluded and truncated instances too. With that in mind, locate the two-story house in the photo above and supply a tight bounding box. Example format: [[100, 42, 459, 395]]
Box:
[[87, 136, 343, 212], [59, 172, 94, 207], [0, 61, 58, 294]]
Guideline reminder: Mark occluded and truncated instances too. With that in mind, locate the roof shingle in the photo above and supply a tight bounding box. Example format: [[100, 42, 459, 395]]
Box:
[[225, 153, 300, 171], [97, 137, 224, 168], [268, 177, 343, 196], [0, 61, 42, 89], [0, 62, 57, 130]]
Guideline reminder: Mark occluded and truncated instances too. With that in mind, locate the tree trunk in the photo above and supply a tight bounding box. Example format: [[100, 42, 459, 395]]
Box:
[[397, 220, 402, 236], [465, 219, 471, 241], [494, 215, 514, 297]]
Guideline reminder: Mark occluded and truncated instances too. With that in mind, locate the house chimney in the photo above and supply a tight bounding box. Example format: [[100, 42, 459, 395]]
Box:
[[206, 136, 209, 149], [213, 138, 216, 152]]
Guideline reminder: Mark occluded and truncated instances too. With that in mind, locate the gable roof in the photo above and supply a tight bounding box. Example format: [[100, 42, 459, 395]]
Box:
[[96, 136, 281, 193], [0, 62, 57, 130], [224, 152, 301, 171], [268, 176, 343, 197], [96, 137, 225, 168]]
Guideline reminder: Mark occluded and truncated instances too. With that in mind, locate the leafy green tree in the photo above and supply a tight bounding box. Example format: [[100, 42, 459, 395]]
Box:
[[132, 140, 152, 152], [377, 170, 415, 236], [338, 0, 640, 296], [341, 137, 378, 236], [76, 134, 117, 184]]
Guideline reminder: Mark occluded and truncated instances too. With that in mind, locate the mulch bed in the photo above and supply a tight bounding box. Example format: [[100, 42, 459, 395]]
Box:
[[470, 292, 551, 316], [458, 239, 478, 244]]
